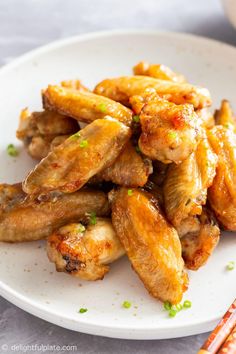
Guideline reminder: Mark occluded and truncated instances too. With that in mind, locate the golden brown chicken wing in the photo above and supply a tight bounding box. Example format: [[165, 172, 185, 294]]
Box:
[[133, 61, 186, 83], [139, 98, 199, 164], [207, 126, 236, 230], [94, 76, 211, 109], [43, 85, 133, 126], [47, 218, 124, 280], [96, 141, 152, 187], [181, 208, 220, 270], [0, 184, 109, 242], [163, 134, 218, 231], [110, 188, 188, 304], [23, 118, 131, 195]]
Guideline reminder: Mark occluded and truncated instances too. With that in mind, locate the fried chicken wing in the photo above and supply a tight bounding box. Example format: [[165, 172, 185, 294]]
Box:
[[133, 61, 186, 83], [43, 85, 133, 126], [28, 135, 70, 160], [181, 208, 220, 270], [207, 126, 236, 230], [139, 99, 199, 164], [163, 134, 218, 230], [47, 218, 124, 280], [96, 141, 152, 187], [94, 76, 211, 109], [110, 188, 188, 304], [0, 184, 109, 242], [23, 118, 131, 195]]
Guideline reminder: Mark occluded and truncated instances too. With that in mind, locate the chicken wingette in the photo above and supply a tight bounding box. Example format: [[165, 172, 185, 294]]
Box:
[[43, 85, 133, 126], [0, 184, 109, 242], [180, 208, 220, 270], [163, 134, 218, 232], [96, 141, 152, 187], [23, 118, 131, 195], [94, 76, 211, 109], [207, 125, 236, 230], [47, 218, 125, 280], [111, 188, 188, 304], [133, 61, 186, 83], [139, 98, 200, 164]]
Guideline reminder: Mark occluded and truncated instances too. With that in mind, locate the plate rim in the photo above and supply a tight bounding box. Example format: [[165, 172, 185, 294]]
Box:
[[0, 29, 236, 339]]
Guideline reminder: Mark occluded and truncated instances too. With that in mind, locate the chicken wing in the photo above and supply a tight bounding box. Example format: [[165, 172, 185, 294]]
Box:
[[139, 98, 199, 164], [47, 218, 124, 280], [28, 135, 70, 160], [163, 134, 218, 231], [94, 76, 211, 109], [181, 208, 220, 270], [207, 126, 236, 230], [0, 184, 109, 242], [133, 61, 186, 83], [96, 141, 152, 187], [110, 188, 188, 304], [23, 118, 131, 195], [43, 85, 133, 126]]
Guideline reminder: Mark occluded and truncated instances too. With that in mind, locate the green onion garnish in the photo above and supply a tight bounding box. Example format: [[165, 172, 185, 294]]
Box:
[[133, 115, 140, 123], [77, 224, 86, 233], [122, 301, 131, 309], [227, 261, 235, 271], [183, 300, 192, 309], [79, 308, 88, 313], [163, 301, 171, 311], [98, 103, 107, 113], [89, 212, 97, 225], [79, 140, 88, 148], [69, 132, 81, 140], [169, 309, 177, 317], [7, 144, 18, 157], [168, 131, 177, 139], [135, 145, 141, 153], [127, 189, 133, 196]]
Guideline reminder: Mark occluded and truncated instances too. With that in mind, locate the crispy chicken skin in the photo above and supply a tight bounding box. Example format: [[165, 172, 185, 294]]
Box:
[[97, 141, 153, 187], [133, 61, 186, 83], [94, 76, 211, 109], [163, 134, 218, 230], [0, 184, 110, 242], [214, 99, 236, 131], [23, 118, 131, 195], [47, 218, 125, 280], [181, 208, 220, 270], [17, 108, 78, 160], [139, 99, 199, 164], [111, 188, 188, 304], [207, 126, 236, 230], [43, 85, 133, 127]]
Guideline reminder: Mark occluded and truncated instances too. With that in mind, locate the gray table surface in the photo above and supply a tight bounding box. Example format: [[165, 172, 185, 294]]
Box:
[[0, 1, 235, 353]]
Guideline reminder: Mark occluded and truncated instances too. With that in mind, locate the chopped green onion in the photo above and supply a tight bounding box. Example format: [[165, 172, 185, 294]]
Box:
[[78, 308, 88, 313], [133, 115, 140, 123], [69, 131, 81, 140], [183, 300, 192, 309], [168, 131, 177, 139], [127, 189, 133, 196], [77, 224, 86, 233], [98, 103, 107, 113], [169, 309, 177, 317], [89, 212, 97, 225], [135, 145, 141, 153], [163, 301, 171, 311], [7, 144, 18, 157], [122, 301, 131, 309], [227, 261, 235, 271], [79, 140, 88, 148]]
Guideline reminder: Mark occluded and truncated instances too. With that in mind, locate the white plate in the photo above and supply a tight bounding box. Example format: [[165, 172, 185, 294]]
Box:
[[0, 30, 236, 340]]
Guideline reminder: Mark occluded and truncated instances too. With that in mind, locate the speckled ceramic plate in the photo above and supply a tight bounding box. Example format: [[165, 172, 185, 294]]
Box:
[[0, 31, 236, 340]]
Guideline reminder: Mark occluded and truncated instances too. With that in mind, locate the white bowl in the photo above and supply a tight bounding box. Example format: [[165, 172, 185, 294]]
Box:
[[0, 30, 236, 340], [222, 0, 236, 28]]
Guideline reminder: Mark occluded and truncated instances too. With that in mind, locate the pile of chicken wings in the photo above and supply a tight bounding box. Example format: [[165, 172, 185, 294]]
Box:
[[1, 61, 236, 305]]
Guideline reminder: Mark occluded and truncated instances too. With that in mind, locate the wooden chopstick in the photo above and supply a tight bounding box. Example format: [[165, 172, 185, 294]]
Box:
[[198, 299, 236, 354]]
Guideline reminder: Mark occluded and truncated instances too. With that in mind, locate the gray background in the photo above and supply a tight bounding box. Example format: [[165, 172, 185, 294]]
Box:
[[0, 0, 235, 353]]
